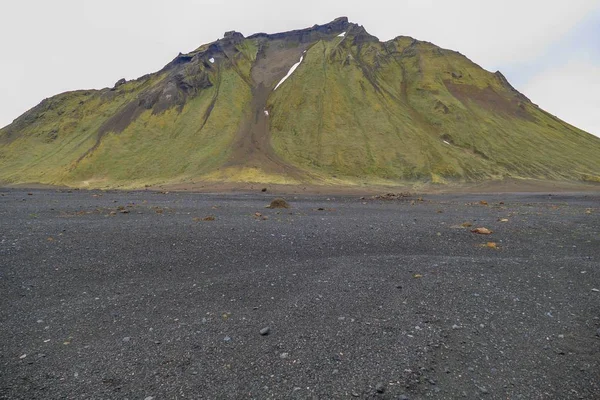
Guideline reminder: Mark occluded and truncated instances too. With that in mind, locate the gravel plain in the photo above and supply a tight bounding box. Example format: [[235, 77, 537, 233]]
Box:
[[1, 189, 599, 399]]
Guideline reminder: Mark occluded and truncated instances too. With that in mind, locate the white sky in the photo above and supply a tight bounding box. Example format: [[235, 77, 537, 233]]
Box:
[[1, 0, 599, 137]]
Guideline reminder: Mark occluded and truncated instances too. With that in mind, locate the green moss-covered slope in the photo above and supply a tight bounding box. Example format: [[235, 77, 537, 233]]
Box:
[[1, 17, 599, 188]]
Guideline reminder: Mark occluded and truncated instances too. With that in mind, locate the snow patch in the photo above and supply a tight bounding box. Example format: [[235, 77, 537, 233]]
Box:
[[209, 57, 215, 64], [274, 55, 304, 91], [338, 32, 346, 37]]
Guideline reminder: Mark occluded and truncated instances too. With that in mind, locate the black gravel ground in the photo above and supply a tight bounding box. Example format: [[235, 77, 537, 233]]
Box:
[[1, 189, 599, 399]]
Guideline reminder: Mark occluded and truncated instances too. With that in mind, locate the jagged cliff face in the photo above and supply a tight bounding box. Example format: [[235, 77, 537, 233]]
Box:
[[1, 17, 599, 188]]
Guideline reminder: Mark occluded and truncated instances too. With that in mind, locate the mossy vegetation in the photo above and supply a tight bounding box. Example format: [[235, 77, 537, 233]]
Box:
[[1, 20, 599, 188], [268, 32, 600, 183]]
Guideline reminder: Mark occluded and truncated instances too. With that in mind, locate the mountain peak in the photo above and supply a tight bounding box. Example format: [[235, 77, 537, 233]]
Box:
[[247, 16, 351, 41]]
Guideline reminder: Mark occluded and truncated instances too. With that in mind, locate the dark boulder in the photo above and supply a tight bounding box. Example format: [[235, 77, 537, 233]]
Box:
[[112, 78, 127, 90]]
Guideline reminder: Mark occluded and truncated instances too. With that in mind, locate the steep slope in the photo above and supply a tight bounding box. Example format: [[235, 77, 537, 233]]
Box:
[[268, 26, 600, 183], [1, 17, 599, 188]]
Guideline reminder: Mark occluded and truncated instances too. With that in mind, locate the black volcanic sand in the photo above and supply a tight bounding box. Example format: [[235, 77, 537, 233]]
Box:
[[1, 189, 599, 399]]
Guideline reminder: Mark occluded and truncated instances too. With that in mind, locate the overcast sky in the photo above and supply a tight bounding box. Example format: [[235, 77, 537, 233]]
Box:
[[1, 0, 599, 137]]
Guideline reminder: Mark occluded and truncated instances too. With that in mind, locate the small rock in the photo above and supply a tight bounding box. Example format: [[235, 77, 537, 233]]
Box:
[[399, 395, 410, 400], [114, 78, 127, 88], [267, 198, 289, 209], [144, 397, 154, 400], [280, 352, 289, 359], [122, 337, 131, 342], [375, 382, 386, 393], [479, 386, 489, 394], [592, 288, 599, 292], [224, 336, 231, 342], [19, 354, 27, 359], [452, 324, 461, 330], [596, 328, 600, 337], [260, 327, 271, 336]]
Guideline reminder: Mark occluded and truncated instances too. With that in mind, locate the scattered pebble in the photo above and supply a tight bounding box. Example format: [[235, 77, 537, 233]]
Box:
[[19, 354, 27, 359]]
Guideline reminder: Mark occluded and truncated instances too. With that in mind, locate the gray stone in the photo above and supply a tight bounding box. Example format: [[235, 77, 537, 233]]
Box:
[[260, 327, 271, 336]]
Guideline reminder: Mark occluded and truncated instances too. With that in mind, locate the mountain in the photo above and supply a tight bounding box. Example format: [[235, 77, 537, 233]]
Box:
[[1, 17, 599, 189]]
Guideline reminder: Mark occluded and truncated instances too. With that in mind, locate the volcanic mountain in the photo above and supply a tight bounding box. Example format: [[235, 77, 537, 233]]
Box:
[[1, 17, 599, 189]]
